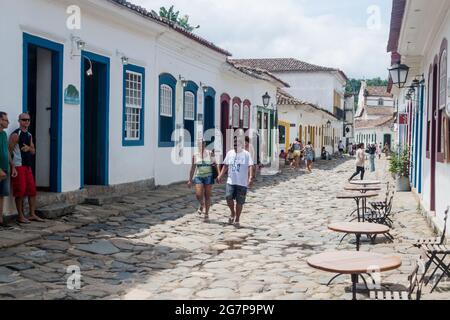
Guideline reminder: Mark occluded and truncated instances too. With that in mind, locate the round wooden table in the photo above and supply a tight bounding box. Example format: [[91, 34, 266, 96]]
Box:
[[328, 222, 390, 251], [307, 251, 402, 300], [344, 185, 382, 193], [349, 180, 381, 186], [336, 192, 379, 222]]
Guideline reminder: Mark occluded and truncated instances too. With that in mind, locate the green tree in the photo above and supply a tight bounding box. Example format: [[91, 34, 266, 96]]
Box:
[[156, 5, 200, 32]]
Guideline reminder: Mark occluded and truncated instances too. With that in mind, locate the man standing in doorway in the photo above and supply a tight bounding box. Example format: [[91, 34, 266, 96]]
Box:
[[9, 113, 43, 224], [218, 136, 254, 228], [0, 112, 17, 228]]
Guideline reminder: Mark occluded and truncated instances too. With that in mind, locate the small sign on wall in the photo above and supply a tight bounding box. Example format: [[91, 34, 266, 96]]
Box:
[[64, 85, 80, 105]]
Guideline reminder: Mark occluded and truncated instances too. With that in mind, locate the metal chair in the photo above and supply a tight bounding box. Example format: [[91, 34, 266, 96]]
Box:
[[414, 206, 449, 293], [369, 256, 425, 300], [370, 182, 394, 211]]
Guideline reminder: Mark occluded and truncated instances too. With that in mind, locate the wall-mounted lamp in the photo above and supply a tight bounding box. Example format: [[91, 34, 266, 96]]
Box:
[[199, 82, 208, 93], [116, 50, 129, 65], [85, 57, 93, 77], [262, 92, 271, 108], [70, 35, 86, 59], [388, 61, 410, 88], [179, 75, 188, 88]]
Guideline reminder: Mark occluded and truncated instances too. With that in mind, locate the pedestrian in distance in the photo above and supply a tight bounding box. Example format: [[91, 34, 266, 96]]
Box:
[[349, 143, 366, 181], [304, 141, 314, 173]]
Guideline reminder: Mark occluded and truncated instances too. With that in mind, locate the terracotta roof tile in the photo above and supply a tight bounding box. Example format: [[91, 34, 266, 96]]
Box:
[[365, 107, 394, 116], [227, 61, 290, 87], [107, 0, 232, 56], [230, 58, 349, 81], [355, 116, 394, 129], [277, 89, 338, 120], [366, 86, 393, 97]]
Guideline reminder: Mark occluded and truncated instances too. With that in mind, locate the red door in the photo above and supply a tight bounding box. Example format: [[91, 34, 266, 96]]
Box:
[[431, 64, 438, 211], [221, 101, 230, 158]]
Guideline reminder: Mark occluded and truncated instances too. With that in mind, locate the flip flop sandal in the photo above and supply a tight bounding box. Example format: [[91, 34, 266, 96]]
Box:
[[234, 222, 241, 228], [228, 217, 234, 225], [17, 219, 31, 224], [204, 215, 210, 222]]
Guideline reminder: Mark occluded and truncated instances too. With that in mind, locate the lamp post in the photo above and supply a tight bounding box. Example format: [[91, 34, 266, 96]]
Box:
[[262, 92, 271, 108]]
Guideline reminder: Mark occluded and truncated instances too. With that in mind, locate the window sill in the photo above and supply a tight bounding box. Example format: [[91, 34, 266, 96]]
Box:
[[123, 138, 144, 147], [158, 142, 175, 148]]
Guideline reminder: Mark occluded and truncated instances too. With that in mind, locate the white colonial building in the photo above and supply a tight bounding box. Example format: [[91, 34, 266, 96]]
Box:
[[354, 82, 395, 148], [277, 89, 342, 156], [0, 0, 286, 213], [387, 0, 450, 234], [232, 58, 348, 154]]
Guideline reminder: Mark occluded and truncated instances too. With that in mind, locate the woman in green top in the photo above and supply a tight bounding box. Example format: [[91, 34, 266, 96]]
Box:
[[188, 139, 219, 221]]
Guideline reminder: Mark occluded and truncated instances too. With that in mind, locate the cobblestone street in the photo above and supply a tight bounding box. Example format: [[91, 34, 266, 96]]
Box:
[[0, 157, 448, 300]]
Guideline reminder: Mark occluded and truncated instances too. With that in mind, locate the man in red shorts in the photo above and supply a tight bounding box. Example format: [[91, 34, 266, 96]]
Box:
[[9, 113, 43, 224]]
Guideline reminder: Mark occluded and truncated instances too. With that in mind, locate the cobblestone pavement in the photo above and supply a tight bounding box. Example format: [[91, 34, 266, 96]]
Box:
[[0, 157, 448, 300]]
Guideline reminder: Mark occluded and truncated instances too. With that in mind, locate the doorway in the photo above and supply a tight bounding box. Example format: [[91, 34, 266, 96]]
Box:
[[23, 33, 63, 193], [383, 134, 391, 149], [80, 52, 109, 187], [220, 100, 230, 157], [204, 95, 215, 135]]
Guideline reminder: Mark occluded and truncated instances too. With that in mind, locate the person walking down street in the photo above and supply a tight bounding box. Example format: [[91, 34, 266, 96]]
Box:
[[304, 141, 314, 173], [338, 140, 345, 157], [9, 113, 43, 224], [188, 139, 218, 222], [349, 143, 365, 181], [0, 112, 17, 229], [292, 138, 303, 169], [217, 136, 254, 228], [376, 143, 382, 160], [366, 143, 377, 172], [383, 143, 390, 158]]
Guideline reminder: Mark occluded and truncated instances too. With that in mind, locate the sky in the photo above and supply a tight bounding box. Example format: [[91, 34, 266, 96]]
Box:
[[131, 0, 393, 79]]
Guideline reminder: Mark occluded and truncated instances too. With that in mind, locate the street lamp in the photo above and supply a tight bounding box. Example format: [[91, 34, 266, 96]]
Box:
[[327, 120, 331, 127], [389, 62, 410, 88], [262, 92, 271, 108]]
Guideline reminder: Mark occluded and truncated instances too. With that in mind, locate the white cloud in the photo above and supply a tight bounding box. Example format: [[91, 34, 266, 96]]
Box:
[[132, 0, 391, 79]]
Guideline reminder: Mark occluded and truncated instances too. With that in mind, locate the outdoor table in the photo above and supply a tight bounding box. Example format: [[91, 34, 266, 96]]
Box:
[[307, 251, 402, 300], [349, 180, 381, 186], [328, 222, 390, 251], [336, 192, 379, 222], [344, 185, 382, 193]]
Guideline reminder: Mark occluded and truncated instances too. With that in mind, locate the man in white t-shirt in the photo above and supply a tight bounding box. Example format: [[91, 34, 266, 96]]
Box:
[[218, 136, 254, 227]]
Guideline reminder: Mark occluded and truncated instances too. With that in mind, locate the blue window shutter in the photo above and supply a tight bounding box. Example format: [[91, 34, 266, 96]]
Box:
[[158, 73, 177, 147]]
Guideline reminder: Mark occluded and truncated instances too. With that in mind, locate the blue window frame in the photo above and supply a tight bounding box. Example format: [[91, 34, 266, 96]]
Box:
[[123, 64, 145, 146], [183, 81, 198, 147], [158, 73, 177, 147]]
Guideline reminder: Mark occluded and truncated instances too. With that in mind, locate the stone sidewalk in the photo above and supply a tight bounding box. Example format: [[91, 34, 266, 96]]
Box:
[[0, 156, 448, 300]]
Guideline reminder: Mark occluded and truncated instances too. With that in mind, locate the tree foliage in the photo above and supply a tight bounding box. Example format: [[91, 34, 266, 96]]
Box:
[[155, 5, 200, 32]]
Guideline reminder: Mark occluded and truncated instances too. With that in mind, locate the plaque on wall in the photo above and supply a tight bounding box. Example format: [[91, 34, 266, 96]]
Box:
[[64, 85, 80, 105]]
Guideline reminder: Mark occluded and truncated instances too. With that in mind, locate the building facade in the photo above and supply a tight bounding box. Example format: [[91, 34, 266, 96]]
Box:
[[277, 89, 342, 157], [387, 0, 450, 234], [354, 82, 395, 148], [0, 0, 285, 212]]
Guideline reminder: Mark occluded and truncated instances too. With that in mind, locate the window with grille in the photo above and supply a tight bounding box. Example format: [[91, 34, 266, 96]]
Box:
[[232, 104, 240, 128], [184, 92, 195, 120], [124, 71, 143, 141], [160, 84, 173, 117], [243, 105, 250, 128]]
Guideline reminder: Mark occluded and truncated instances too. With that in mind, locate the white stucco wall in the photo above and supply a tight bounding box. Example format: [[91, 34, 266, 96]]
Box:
[[272, 72, 343, 113], [0, 0, 280, 198]]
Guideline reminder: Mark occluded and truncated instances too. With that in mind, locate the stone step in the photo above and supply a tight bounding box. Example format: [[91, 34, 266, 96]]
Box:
[[35, 203, 77, 219], [84, 195, 123, 206]]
